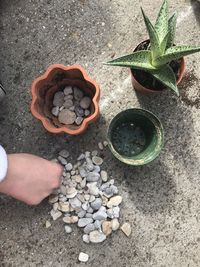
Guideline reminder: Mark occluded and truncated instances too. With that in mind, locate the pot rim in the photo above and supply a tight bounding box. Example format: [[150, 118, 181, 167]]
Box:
[[31, 64, 100, 135], [107, 108, 164, 166]]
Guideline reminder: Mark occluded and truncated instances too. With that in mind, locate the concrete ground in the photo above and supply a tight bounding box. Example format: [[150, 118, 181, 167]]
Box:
[[0, 0, 200, 266]]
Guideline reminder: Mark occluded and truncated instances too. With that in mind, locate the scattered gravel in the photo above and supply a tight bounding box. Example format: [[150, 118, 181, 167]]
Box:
[[83, 234, 90, 243], [48, 147, 130, 262], [89, 230, 106, 243], [45, 220, 51, 228], [111, 218, 120, 231], [78, 252, 89, 263], [120, 222, 131, 237], [51, 86, 91, 126], [98, 142, 104, 150], [64, 225, 72, 234]]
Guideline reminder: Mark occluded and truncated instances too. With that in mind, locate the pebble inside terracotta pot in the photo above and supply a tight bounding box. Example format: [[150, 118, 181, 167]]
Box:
[[51, 84, 92, 126], [31, 64, 100, 135]]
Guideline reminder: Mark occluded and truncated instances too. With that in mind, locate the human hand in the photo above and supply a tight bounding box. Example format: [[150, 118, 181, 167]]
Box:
[[0, 153, 63, 205]]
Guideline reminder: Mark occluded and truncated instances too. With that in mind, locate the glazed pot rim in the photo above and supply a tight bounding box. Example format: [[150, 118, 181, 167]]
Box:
[[107, 108, 164, 166]]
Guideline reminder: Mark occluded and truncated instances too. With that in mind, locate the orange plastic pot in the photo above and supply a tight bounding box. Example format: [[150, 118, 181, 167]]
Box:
[[131, 40, 186, 94], [31, 64, 100, 135]]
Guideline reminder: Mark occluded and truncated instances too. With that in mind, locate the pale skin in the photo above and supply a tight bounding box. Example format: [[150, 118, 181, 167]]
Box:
[[0, 154, 63, 205]]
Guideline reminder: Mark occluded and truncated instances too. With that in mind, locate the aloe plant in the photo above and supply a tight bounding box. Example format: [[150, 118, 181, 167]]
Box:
[[106, 0, 200, 95]]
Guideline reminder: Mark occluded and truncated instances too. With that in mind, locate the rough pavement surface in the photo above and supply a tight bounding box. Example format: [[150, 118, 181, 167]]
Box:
[[0, 0, 200, 266]]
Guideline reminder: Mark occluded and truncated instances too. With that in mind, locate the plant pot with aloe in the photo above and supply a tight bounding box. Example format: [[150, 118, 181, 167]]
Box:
[[106, 0, 200, 96]]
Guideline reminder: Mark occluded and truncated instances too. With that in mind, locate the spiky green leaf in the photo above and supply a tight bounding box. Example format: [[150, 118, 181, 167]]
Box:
[[160, 32, 169, 54], [166, 12, 177, 48], [141, 8, 161, 59], [105, 50, 156, 70], [155, 0, 168, 43], [149, 64, 179, 95], [153, 45, 200, 66]]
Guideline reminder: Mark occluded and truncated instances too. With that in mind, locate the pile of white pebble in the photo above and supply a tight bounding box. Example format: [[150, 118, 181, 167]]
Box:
[[47, 142, 131, 263]]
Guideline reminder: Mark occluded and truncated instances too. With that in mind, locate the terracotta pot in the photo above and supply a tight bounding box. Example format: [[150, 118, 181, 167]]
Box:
[[131, 40, 186, 94], [31, 64, 100, 135]]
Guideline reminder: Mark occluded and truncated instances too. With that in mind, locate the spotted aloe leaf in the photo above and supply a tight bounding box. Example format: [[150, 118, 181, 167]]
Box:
[[155, 0, 168, 44], [160, 32, 169, 54], [105, 50, 155, 70], [153, 45, 200, 66], [149, 64, 179, 95], [166, 12, 177, 48], [141, 8, 161, 59]]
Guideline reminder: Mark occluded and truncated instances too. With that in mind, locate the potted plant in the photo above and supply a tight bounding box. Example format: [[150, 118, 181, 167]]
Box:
[[31, 64, 100, 135], [107, 109, 164, 165], [106, 0, 200, 95]]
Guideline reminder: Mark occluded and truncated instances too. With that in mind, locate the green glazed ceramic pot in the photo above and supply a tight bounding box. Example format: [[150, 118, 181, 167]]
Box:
[[107, 109, 164, 165]]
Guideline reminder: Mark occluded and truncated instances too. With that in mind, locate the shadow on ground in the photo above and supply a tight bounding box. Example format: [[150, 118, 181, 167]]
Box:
[[190, 0, 200, 26]]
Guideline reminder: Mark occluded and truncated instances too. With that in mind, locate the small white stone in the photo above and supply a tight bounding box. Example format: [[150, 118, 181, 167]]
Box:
[[53, 91, 64, 107], [102, 220, 112, 236], [77, 153, 85, 161], [69, 106, 75, 111], [78, 252, 89, 263], [85, 151, 91, 158], [60, 185, 67, 195], [78, 218, 93, 227], [103, 141, 108, 147], [91, 150, 98, 157], [82, 202, 89, 211], [66, 187, 77, 198], [53, 202, 59, 211], [100, 170, 108, 182], [121, 222, 131, 237], [89, 195, 96, 203], [107, 196, 122, 208], [63, 216, 78, 224], [98, 142, 104, 150], [84, 194, 90, 201], [80, 178, 86, 188], [65, 163, 73, 171], [45, 220, 51, 228], [85, 109, 90, 116], [75, 116, 84, 125], [64, 225, 72, 234], [63, 99, 73, 108], [64, 94, 73, 100], [87, 182, 99, 196], [58, 202, 70, 212], [69, 197, 82, 209], [93, 210, 107, 221], [84, 223, 95, 234], [89, 230, 106, 243], [50, 209, 62, 221], [58, 156, 68, 165], [80, 96, 91, 109], [90, 198, 102, 210], [78, 210, 86, 218], [51, 106, 59, 116], [63, 86, 73, 95], [83, 234, 90, 243], [49, 194, 58, 204], [73, 87, 84, 100], [59, 106, 64, 111], [58, 109, 76, 125], [92, 156, 103, 166], [111, 218, 120, 231]]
